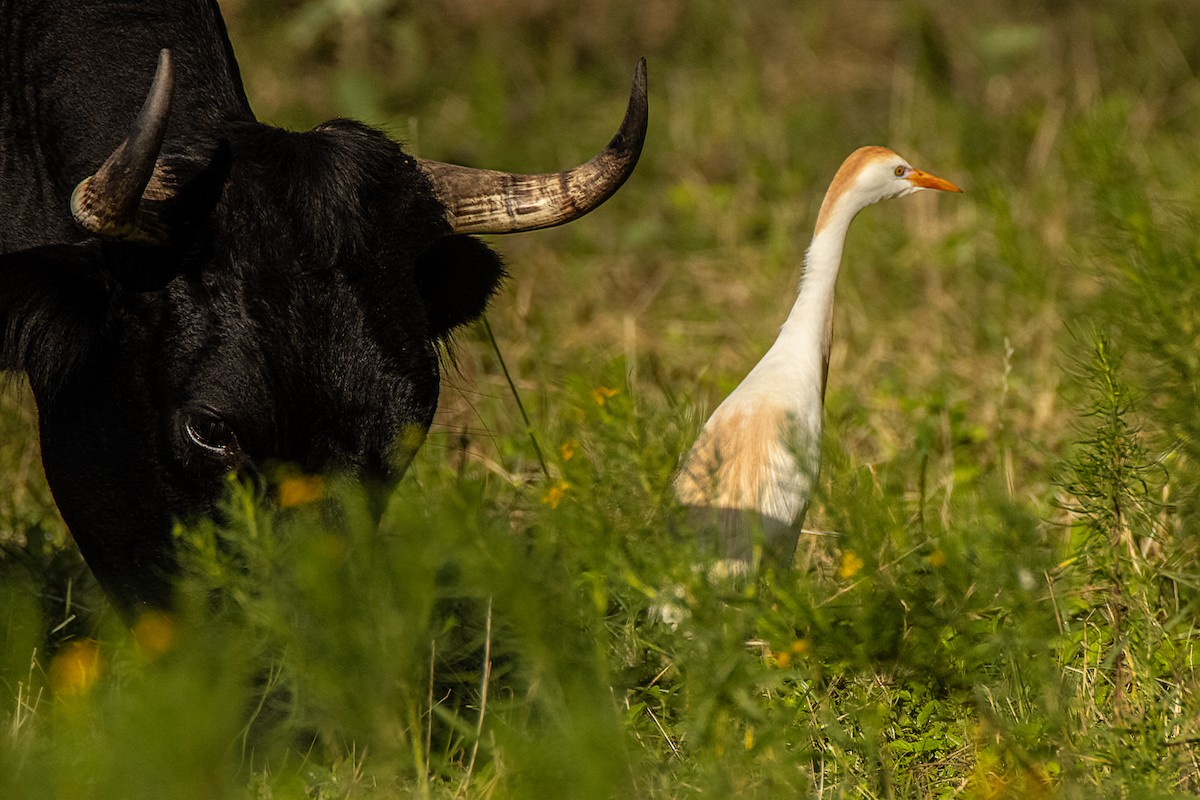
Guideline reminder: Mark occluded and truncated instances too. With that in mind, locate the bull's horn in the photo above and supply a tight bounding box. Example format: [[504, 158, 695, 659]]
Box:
[[417, 57, 648, 235], [70, 49, 175, 242]]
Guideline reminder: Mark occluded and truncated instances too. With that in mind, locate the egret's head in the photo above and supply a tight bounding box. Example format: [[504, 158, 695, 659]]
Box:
[[852, 146, 962, 205], [816, 146, 962, 232]]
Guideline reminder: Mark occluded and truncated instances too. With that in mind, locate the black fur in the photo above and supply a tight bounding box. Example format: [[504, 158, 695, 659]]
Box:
[[417, 235, 507, 340], [0, 0, 506, 616]]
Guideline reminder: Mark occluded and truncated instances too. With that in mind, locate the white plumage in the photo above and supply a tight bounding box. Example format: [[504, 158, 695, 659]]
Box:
[[674, 146, 961, 572]]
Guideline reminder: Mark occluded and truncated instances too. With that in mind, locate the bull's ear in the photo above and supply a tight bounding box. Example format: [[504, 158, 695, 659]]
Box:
[[0, 241, 113, 398], [143, 140, 232, 245], [415, 235, 506, 340]]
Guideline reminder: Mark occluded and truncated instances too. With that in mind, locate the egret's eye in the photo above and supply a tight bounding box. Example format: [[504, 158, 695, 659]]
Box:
[[183, 411, 241, 461], [894, 165, 906, 177]]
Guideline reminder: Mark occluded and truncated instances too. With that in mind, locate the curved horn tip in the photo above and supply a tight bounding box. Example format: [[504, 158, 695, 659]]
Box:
[[633, 57, 648, 97], [146, 48, 175, 113], [629, 56, 648, 123], [155, 48, 172, 72], [606, 56, 648, 158]]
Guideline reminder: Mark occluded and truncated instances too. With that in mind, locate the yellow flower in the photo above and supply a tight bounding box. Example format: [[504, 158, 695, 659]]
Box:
[[930, 548, 947, 568], [133, 611, 176, 661], [838, 550, 865, 579], [541, 480, 570, 509], [49, 640, 103, 698], [560, 439, 579, 462], [744, 726, 755, 750], [277, 475, 326, 507], [790, 639, 810, 656], [592, 386, 619, 406], [772, 651, 792, 669]]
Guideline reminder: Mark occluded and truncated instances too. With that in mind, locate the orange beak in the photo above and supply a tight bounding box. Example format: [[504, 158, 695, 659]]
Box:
[[907, 169, 962, 193]]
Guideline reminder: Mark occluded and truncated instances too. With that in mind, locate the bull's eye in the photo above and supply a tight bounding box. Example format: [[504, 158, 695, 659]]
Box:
[[894, 165, 906, 177], [183, 411, 241, 461]]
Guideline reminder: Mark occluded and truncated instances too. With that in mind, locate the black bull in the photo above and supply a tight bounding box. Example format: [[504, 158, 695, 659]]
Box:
[[0, 1, 648, 617]]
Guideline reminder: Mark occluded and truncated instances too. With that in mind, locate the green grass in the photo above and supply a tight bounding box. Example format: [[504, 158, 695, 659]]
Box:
[[6, 0, 1200, 796]]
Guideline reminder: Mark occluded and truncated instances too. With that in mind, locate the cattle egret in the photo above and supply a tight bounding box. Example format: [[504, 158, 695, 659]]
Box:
[[673, 146, 961, 572]]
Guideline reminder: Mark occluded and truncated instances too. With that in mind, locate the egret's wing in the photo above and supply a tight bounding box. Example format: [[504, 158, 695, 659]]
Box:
[[674, 402, 814, 566]]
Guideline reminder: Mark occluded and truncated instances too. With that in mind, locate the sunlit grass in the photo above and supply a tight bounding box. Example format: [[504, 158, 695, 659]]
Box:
[[6, 0, 1200, 796]]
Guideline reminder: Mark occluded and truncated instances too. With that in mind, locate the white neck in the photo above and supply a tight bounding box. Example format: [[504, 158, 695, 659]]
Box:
[[763, 192, 862, 396], [783, 201, 855, 336]]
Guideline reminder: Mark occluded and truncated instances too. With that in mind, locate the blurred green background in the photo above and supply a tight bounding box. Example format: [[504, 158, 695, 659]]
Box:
[[6, 0, 1200, 797]]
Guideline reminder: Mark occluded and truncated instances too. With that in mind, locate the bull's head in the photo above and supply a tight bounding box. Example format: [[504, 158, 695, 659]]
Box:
[[1, 50, 647, 617]]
